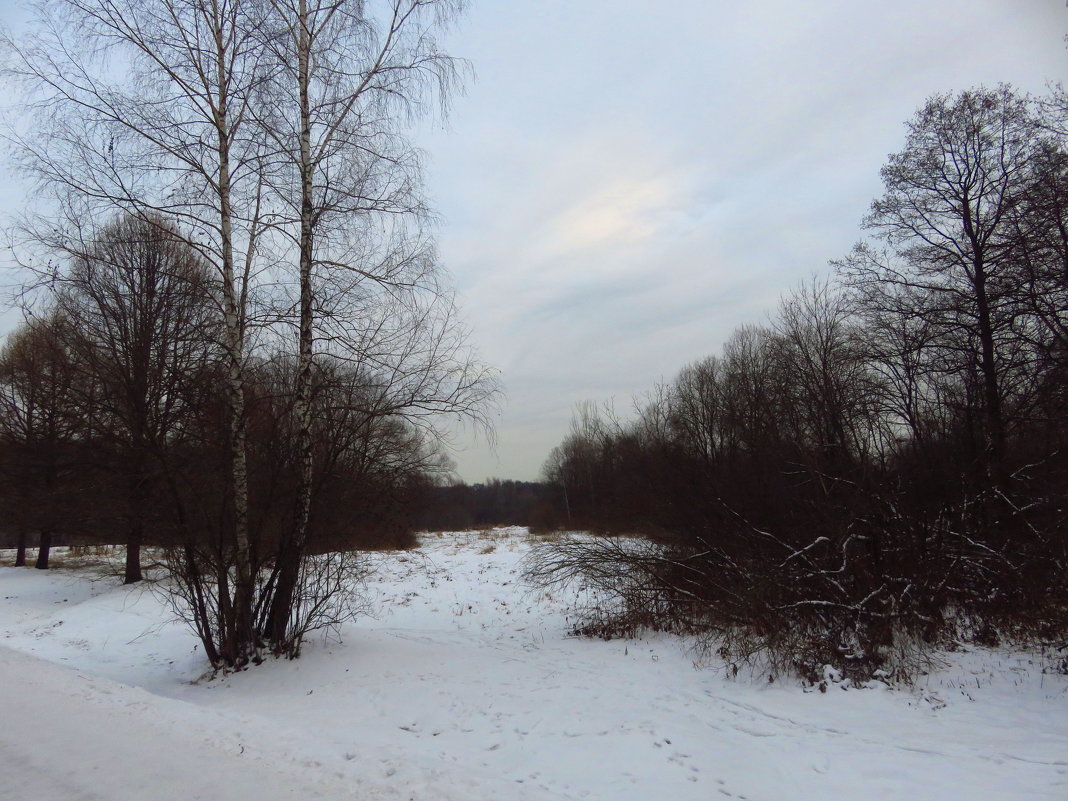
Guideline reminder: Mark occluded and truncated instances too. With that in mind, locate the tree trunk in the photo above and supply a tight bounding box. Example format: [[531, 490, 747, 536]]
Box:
[[124, 521, 143, 584], [266, 0, 315, 651], [124, 461, 148, 584], [215, 40, 255, 666], [35, 530, 52, 570], [972, 258, 1007, 489], [14, 530, 27, 567]]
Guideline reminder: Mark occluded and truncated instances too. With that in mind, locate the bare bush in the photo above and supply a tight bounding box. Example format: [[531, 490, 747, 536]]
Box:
[[160, 544, 372, 668]]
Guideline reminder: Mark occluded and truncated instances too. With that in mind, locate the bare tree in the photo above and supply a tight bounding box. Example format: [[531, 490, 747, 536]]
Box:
[[774, 278, 887, 479], [0, 314, 83, 570], [856, 86, 1042, 488], [5, 0, 493, 666], [527, 89, 1068, 684], [51, 213, 217, 583], [252, 0, 479, 650], [1002, 133, 1068, 422]]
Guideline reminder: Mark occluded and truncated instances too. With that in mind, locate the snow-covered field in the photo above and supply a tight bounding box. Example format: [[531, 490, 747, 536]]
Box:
[[1, 528, 1066, 801]]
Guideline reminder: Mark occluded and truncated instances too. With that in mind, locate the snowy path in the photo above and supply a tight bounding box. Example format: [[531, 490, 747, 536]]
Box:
[[2, 529, 1067, 801], [0, 646, 367, 801]]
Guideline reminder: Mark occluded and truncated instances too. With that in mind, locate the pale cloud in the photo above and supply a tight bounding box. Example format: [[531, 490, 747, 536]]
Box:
[[548, 175, 672, 255]]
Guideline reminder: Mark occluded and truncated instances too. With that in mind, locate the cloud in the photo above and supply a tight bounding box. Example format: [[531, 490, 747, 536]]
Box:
[[549, 177, 667, 254]]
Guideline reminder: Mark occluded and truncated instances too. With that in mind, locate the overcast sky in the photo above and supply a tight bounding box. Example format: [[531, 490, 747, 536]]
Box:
[[1, 1, 1065, 483], [414, 0, 1068, 482]]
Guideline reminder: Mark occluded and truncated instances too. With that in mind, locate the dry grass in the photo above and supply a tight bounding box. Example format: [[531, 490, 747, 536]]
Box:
[[415, 527, 548, 553], [523, 529, 576, 545], [1, 546, 169, 582]]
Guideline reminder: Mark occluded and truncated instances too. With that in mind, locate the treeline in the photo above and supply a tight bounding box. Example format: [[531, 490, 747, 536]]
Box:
[[528, 86, 1068, 681], [0, 215, 449, 575], [415, 479, 562, 531]]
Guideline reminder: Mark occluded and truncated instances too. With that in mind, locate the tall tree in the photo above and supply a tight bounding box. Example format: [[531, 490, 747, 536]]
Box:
[[6, 0, 275, 664], [1003, 134, 1068, 417], [853, 86, 1042, 488], [255, 0, 471, 649], [0, 314, 83, 570], [54, 213, 216, 583]]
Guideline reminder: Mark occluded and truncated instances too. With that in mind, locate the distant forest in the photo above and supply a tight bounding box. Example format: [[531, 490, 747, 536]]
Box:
[[415, 480, 563, 532]]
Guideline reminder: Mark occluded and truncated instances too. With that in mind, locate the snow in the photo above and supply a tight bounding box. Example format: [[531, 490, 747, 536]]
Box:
[[2, 528, 1066, 801]]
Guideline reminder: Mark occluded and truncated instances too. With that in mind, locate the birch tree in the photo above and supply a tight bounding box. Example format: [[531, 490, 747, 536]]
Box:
[[253, 0, 479, 650], [5, 0, 272, 664]]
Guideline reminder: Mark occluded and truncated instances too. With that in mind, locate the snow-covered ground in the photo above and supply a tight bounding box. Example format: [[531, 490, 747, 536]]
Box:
[[1, 528, 1066, 801]]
